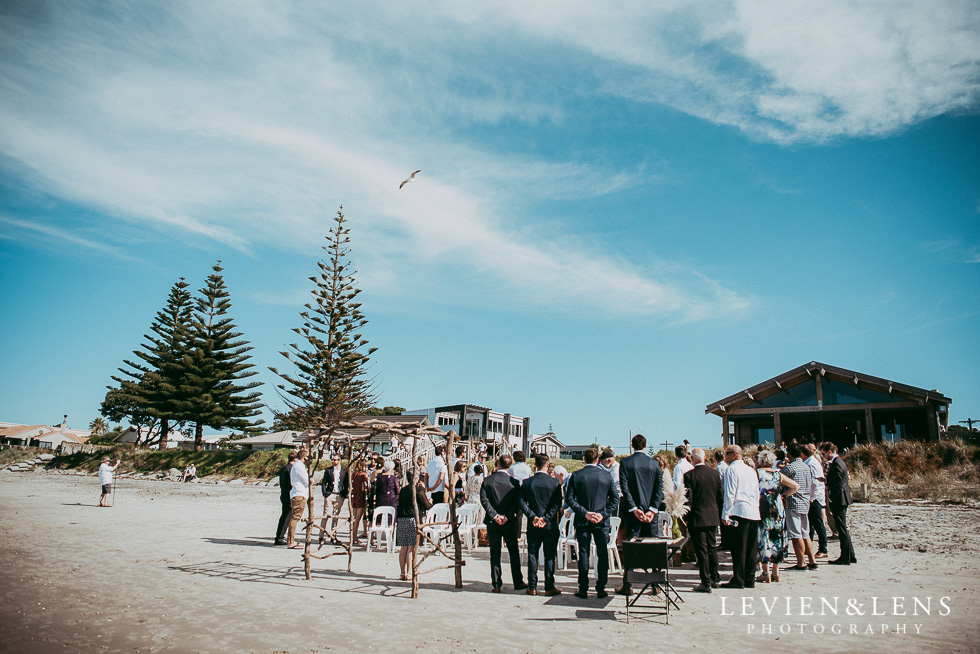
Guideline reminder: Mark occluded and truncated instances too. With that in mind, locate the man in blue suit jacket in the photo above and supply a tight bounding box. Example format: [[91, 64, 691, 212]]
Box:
[[618, 433, 664, 540], [520, 452, 564, 596], [566, 448, 619, 599], [480, 454, 528, 592], [616, 434, 664, 594]]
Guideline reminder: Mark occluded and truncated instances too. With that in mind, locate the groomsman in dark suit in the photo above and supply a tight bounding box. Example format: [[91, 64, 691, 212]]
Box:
[[683, 448, 723, 592], [820, 442, 857, 565], [567, 448, 619, 599], [480, 454, 528, 592], [616, 433, 663, 595], [520, 453, 564, 596]]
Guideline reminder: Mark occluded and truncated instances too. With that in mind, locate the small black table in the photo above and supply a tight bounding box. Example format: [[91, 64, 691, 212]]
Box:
[[620, 536, 689, 623]]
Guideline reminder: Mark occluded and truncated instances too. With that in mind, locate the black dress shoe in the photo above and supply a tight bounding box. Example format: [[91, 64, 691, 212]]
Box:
[[720, 581, 744, 589], [850, 558, 858, 564], [710, 581, 720, 588], [273, 539, 286, 546], [596, 589, 609, 599], [694, 585, 712, 593], [828, 558, 849, 565], [514, 582, 528, 591], [574, 590, 589, 599], [744, 583, 755, 589]]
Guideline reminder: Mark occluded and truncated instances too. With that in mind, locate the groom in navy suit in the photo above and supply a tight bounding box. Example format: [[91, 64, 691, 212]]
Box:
[[567, 448, 619, 599], [820, 442, 857, 565], [520, 452, 564, 596], [616, 433, 663, 594]]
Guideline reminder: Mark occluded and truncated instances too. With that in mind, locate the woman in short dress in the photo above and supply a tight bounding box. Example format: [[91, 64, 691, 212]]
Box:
[[451, 460, 466, 506], [756, 450, 799, 583], [396, 472, 433, 580], [350, 460, 370, 545]]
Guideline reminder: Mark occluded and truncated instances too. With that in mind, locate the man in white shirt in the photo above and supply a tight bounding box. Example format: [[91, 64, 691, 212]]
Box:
[[720, 444, 760, 589], [287, 448, 310, 549], [714, 450, 728, 482], [426, 445, 448, 504], [672, 445, 694, 489], [805, 443, 829, 558], [468, 450, 489, 479], [509, 450, 533, 484], [98, 457, 120, 507]]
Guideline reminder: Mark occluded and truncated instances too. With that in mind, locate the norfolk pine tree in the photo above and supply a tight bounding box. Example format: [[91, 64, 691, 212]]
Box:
[[177, 261, 264, 450], [109, 278, 193, 449], [271, 207, 377, 430]]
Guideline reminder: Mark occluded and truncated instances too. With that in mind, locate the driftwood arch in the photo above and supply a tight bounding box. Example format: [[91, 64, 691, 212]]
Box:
[[296, 419, 466, 598]]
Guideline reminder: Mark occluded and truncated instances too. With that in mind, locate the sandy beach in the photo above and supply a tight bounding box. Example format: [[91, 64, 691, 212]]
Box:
[[1, 470, 978, 654]]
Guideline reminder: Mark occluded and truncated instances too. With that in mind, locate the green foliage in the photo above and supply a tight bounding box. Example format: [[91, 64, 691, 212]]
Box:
[[50, 448, 290, 480], [365, 406, 406, 416], [176, 261, 264, 448], [271, 207, 377, 430], [108, 277, 194, 447]]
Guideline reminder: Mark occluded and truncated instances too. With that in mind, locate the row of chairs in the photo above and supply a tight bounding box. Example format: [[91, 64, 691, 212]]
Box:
[[366, 502, 486, 553]]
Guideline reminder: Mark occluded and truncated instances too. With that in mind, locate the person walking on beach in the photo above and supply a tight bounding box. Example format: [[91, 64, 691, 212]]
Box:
[[274, 450, 298, 545], [287, 448, 310, 549], [98, 456, 120, 507]]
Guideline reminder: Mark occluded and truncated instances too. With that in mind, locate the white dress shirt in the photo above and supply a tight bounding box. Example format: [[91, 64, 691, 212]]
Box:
[[721, 459, 761, 521], [716, 460, 729, 482], [509, 461, 532, 483], [672, 457, 694, 489], [290, 460, 309, 499], [805, 454, 826, 506]]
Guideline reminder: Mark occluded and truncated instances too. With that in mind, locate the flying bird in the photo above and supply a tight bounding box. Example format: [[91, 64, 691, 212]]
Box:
[[399, 170, 421, 189]]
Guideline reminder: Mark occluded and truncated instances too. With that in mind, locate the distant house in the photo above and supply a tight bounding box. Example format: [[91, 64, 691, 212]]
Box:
[[530, 433, 564, 459], [405, 404, 531, 453], [705, 361, 952, 449], [0, 424, 88, 451], [559, 444, 592, 460], [233, 430, 306, 450], [0, 424, 56, 447]]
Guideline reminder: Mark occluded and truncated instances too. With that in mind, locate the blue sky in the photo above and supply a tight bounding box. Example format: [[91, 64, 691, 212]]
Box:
[[1, 1, 978, 448]]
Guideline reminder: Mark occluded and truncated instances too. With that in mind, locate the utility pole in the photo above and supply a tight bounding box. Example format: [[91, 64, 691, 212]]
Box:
[[960, 419, 979, 443]]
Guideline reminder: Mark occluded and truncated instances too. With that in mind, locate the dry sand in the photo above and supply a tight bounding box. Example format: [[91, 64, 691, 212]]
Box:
[[1, 470, 978, 654]]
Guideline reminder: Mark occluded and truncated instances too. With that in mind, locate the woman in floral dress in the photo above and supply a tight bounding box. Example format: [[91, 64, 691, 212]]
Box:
[[756, 450, 799, 582]]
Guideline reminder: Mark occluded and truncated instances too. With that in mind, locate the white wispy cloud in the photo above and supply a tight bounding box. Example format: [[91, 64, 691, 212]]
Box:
[[1, 1, 974, 322], [0, 216, 138, 261]]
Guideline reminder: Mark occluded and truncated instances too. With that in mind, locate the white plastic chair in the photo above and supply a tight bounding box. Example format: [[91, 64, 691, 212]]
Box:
[[592, 516, 621, 572], [456, 504, 479, 551], [367, 506, 396, 553], [559, 515, 578, 570], [422, 503, 452, 548]]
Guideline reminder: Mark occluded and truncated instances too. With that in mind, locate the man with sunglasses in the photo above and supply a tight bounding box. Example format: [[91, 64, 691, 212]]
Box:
[[320, 453, 350, 543]]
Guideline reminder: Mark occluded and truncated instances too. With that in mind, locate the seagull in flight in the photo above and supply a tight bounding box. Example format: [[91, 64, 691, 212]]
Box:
[[399, 170, 421, 189]]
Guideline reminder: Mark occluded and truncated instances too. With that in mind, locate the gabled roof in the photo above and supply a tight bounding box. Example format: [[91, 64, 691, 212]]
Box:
[[0, 424, 55, 439], [531, 433, 565, 448], [706, 361, 951, 416], [233, 430, 304, 446]]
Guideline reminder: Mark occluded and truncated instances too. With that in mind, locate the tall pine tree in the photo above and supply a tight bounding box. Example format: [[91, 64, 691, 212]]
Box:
[[271, 207, 377, 430], [110, 278, 193, 449], [177, 261, 264, 449]]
